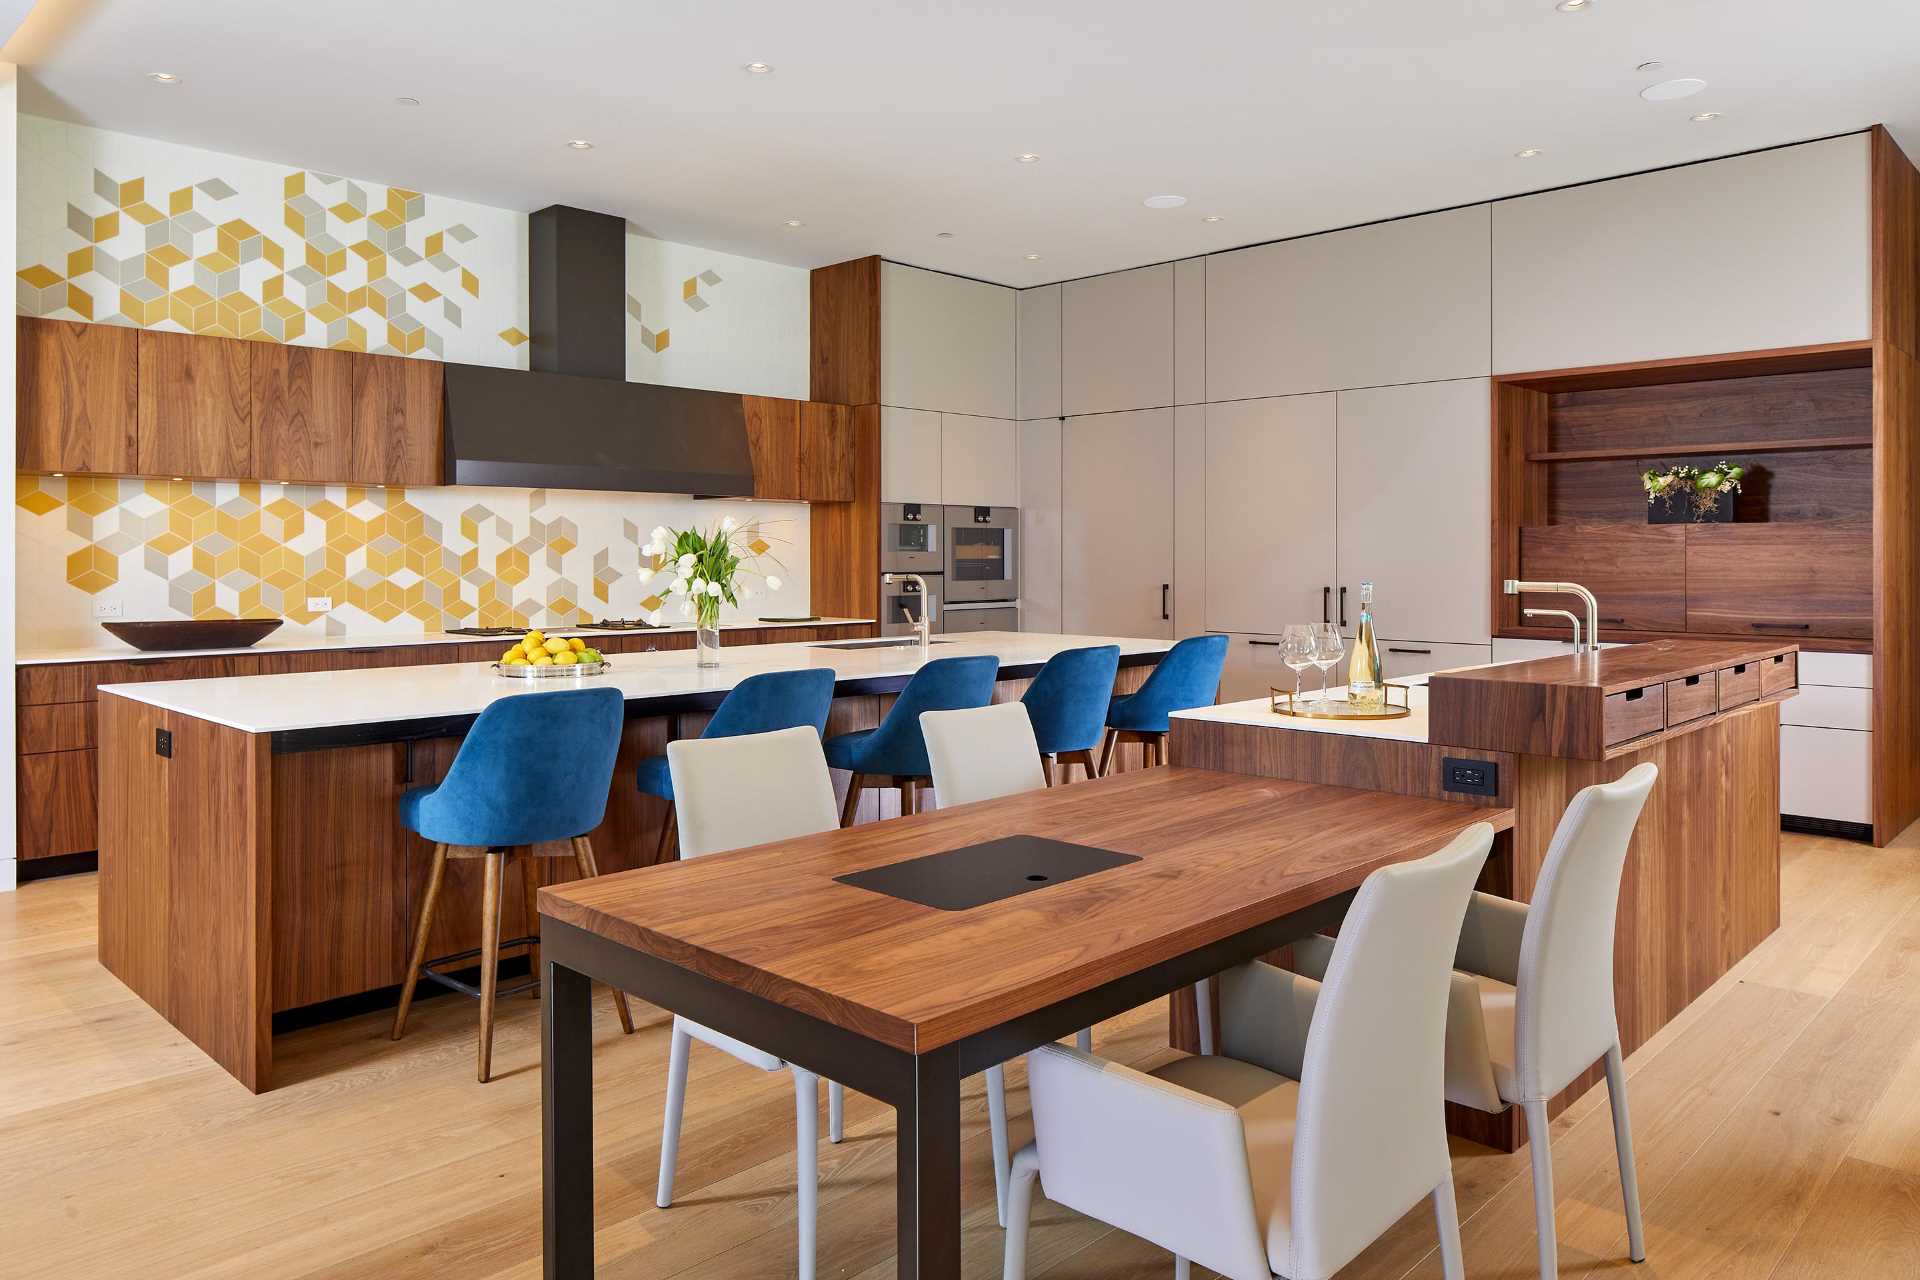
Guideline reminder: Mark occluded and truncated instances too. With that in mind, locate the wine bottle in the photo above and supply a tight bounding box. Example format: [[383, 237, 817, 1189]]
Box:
[[1348, 580, 1384, 706]]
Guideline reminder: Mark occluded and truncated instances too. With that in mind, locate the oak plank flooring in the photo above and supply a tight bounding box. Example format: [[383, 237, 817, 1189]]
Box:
[[2, 829, 1918, 1279]]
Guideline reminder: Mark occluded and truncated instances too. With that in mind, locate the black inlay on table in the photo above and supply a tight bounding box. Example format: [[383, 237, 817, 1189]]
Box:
[[834, 835, 1141, 911]]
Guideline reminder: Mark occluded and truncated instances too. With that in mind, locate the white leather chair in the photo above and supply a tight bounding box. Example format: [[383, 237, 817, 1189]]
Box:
[[656, 726, 848, 1280], [1296, 761, 1657, 1280], [1003, 822, 1495, 1280]]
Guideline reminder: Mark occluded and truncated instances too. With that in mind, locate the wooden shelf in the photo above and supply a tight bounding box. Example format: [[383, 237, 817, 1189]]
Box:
[[1526, 434, 1874, 463]]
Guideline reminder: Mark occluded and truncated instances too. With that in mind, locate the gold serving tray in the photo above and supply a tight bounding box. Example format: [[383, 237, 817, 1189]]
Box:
[[1269, 682, 1414, 720], [492, 659, 613, 679]]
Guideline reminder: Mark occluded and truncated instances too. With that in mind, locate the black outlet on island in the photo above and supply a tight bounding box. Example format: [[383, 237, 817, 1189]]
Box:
[[1442, 756, 1497, 797], [155, 728, 173, 759]]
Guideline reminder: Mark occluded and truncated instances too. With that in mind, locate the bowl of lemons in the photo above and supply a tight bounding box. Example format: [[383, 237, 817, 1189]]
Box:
[[493, 630, 611, 678]]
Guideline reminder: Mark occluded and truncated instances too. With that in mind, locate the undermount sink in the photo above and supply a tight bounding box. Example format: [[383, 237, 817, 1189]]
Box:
[[810, 637, 954, 650]]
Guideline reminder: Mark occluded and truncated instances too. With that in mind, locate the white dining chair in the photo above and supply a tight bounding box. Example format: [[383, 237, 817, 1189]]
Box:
[[1295, 761, 1657, 1280], [655, 726, 848, 1280], [1003, 822, 1495, 1280]]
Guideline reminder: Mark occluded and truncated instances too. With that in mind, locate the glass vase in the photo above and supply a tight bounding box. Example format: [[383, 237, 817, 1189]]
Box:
[[695, 602, 722, 668]]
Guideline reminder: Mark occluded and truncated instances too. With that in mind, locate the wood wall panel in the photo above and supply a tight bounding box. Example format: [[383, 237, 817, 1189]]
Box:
[[17, 317, 139, 473], [1492, 382, 1549, 633], [1548, 449, 1873, 525], [1169, 718, 1514, 808], [136, 330, 252, 479], [809, 403, 880, 619], [1873, 126, 1920, 360], [1873, 341, 1920, 842], [809, 256, 881, 406], [1518, 525, 1687, 631], [1546, 367, 1873, 454]]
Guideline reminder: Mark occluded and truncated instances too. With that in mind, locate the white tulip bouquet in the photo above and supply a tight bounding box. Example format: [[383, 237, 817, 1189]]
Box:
[[641, 517, 786, 637]]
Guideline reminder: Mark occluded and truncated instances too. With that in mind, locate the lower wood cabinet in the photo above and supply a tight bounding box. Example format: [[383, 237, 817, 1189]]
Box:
[[18, 748, 98, 860]]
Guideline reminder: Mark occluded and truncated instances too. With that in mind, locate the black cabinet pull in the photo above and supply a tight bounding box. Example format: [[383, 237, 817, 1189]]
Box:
[[1247, 639, 1281, 647], [1597, 615, 1626, 625], [1338, 586, 1348, 629], [1751, 621, 1811, 630], [1161, 583, 1170, 621], [1388, 646, 1433, 655], [1322, 586, 1331, 624]]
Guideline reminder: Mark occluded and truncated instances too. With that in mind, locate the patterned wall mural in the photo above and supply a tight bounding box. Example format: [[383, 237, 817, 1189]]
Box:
[[13, 116, 816, 648]]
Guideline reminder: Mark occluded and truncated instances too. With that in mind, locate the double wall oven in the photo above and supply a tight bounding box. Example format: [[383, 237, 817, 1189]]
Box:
[[879, 503, 1020, 636]]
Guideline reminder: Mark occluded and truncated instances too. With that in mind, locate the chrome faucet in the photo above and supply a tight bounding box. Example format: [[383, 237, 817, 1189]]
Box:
[[883, 572, 932, 655], [1505, 580, 1599, 655], [1523, 607, 1583, 654]]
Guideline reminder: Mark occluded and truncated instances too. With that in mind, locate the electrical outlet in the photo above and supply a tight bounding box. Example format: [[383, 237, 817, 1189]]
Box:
[[307, 596, 333, 613], [155, 728, 173, 759], [1441, 757, 1498, 798], [92, 598, 124, 619]]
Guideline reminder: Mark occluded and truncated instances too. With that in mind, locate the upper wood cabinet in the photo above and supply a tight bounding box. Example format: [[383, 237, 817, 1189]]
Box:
[[879, 262, 1016, 418], [743, 395, 803, 500], [798, 402, 855, 503], [1492, 135, 1871, 373], [17, 318, 139, 474], [1062, 264, 1174, 416], [744, 396, 856, 502], [1206, 205, 1491, 401], [137, 329, 252, 479], [252, 344, 355, 483]]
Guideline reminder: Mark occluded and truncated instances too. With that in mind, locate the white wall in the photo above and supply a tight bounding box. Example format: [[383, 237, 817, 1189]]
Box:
[[1, 66, 17, 887]]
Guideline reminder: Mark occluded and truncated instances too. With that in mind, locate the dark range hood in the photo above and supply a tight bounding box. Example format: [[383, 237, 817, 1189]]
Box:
[[441, 204, 755, 496]]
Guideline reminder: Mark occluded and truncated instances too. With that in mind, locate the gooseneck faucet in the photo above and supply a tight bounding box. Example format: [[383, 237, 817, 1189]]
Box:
[[1523, 607, 1583, 655], [1505, 580, 1599, 655], [883, 572, 932, 655]]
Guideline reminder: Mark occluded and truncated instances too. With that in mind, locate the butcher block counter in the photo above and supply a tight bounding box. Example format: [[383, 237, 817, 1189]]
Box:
[[1171, 639, 1798, 1151]]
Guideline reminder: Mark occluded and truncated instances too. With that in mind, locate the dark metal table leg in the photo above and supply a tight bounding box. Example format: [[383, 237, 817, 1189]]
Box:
[[896, 1044, 962, 1280], [544, 959, 595, 1279]]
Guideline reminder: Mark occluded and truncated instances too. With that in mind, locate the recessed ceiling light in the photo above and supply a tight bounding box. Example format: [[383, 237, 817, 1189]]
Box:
[[395, 96, 421, 107], [783, 219, 804, 228], [1690, 111, 1722, 122], [935, 231, 955, 238], [146, 71, 181, 84], [1015, 153, 1040, 164], [566, 139, 595, 150], [1635, 60, 1664, 72], [743, 62, 773, 74], [1143, 194, 1188, 210], [1555, 0, 1591, 11], [1024, 253, 1042, 261], [1202, 215, 1225, 223], [1515, 147, 1544, 158], [1641, 77, 1707, 102]]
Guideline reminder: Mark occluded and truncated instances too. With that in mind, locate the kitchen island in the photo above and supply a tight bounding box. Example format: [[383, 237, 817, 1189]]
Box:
[[1171, 637, 1799, 1150], [94, 632, 1172, 1091]]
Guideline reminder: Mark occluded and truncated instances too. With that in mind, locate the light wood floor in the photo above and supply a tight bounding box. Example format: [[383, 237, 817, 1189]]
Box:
[[3, 829, 1918, 1279]]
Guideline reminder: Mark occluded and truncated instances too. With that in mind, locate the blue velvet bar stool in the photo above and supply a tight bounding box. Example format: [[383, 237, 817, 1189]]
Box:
[[824, 654, 999, 824], [1098, 633, 1230, 776], [637, 667, 837, 861], [1022, 644, 1122, 784], [392, 686, 631, 1083]]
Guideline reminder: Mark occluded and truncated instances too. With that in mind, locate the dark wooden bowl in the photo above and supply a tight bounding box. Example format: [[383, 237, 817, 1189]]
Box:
[[102, 619, 285, 652]]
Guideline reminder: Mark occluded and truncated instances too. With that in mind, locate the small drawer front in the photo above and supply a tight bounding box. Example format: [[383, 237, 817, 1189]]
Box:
[[1760, 651, 1797, 696], [1605, 684, 1666, 746], [18, 702, 96, 754], [1718, 663, 1760, 710], [1665, 672, 1716, 726]]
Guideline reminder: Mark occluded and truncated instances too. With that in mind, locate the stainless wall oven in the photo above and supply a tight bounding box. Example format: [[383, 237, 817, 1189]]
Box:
[[942, 505, 1018, 604], [881, 502, 943, 574]]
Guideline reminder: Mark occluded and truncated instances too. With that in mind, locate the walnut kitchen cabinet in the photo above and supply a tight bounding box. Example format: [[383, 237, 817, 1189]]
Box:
[[253, 343, 442, 486], [17, 317, 140, 474], [136, 329, 253, 479]]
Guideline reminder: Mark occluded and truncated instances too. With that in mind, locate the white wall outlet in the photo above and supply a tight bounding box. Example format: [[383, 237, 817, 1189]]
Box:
[[306, 596, 333, 613], [92, 598, 124, 619]]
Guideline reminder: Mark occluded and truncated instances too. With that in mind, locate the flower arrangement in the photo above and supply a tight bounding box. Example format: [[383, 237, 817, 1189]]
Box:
[[1642, 460, 1747, 521], [641, 518, 784, 657]]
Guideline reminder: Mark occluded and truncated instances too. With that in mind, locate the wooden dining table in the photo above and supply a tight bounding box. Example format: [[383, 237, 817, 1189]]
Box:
[[536, 765, 1514, 1279]]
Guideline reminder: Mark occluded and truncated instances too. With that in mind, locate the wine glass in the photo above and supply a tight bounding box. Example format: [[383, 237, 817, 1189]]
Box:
[[1310, 622, 1346, 708], [1280, 625, 1316, 707]]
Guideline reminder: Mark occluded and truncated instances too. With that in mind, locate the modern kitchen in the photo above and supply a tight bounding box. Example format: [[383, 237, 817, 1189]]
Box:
[[4, 4, 1920, 1280]]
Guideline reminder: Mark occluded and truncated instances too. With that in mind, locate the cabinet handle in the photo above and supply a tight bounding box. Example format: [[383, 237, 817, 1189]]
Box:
[[1322, 586, 1331, 624], [1388, 646, 1432, 655], [1161, 583, 1170, 621], [1247, 639, 1282, 648], [1597, 616, 1626, 625], [1338, 586, 1348, 629], [1751, 621, 1811, 631]]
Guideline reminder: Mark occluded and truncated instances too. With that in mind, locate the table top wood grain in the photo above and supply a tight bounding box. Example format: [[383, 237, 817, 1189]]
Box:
[[540, 767, 1514, 1053]]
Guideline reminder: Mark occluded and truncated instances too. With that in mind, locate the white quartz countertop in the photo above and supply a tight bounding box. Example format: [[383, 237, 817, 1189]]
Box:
[[1173, 676, 1438, 744], [96, 632, 1173, 736], [17, 617, 873, 666]]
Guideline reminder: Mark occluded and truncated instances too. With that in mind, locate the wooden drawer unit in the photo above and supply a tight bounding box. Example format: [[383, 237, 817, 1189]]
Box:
[[19, 702, 96, 754], [1665, 671, 1716, 726], [1604, 683, 1666, 746], [1760, 650, 1797, 696], [1718, 662, 1761, 710], [18, 748, 98, 859]]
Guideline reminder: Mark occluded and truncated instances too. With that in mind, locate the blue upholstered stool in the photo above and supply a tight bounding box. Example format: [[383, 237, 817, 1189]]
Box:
[[823, 654, 999, 824], [1099, 633, 1230, 775], [1022, 644, 1122, 783], [637, 667, 837, 859], [393, 686, 630, 1082]]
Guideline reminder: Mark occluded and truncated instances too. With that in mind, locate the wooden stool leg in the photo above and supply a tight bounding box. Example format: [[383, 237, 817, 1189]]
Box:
[[840, 773, 864, 828], [653, 800, 676, 864], [478, 848, 506, 1084], [900, 780, 916, 816], [1039, 754, 1055, 787], [521, 850, 542, 998], [572, 836, 635, 1035], [392, 842, 450, 1041], [1097, 729, 1117, 778]]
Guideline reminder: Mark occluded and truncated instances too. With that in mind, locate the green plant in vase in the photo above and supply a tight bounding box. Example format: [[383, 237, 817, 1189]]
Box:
[[1641, 463, 1697, 516], [1691, 460, 1746, 518], [641, 517, 786, 666]]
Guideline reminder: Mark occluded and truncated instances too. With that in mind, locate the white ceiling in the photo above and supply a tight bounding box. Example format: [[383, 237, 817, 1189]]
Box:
[[8, 0, 1919, 287]]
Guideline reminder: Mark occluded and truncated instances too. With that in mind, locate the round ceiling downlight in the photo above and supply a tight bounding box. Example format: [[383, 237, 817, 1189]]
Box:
[[1640, 77, 1707, 102], [1143, 194, 1188, 209]]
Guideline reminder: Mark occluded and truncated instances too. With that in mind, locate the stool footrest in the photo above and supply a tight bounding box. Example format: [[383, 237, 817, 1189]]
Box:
[[421, 936, 540, 1000]]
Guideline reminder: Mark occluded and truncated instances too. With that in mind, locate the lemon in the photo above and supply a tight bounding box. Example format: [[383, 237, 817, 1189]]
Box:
[[568, 636, 586, 653], [532, 654, 555, 666], [525, 630, 545, 648], [544, 637, 571, 656], [505, 656, 529, 667], [553, 650, 578, 666], [500, 648, 519, 663]]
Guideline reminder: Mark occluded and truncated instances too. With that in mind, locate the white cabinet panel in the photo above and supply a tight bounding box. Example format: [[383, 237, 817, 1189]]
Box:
[[1018, 419, 1063, 633], [1174, 405, 1206, 638], [940, 414, 1018, 507], [1781, 725, 1872, 824], [1219, 633, 1296, 704], [1174, 258, 1205, 406], [1204, 395, 1337, 635], [1062, 264, 1175, 415], [1799, 650, 1873, 688], [1206, 204, 1491, 400], [880, 261, 1017, 418], [1374, 638, 1493, 681], [1782, 684, 1872, 732], [1334, 379, 1491, 645], [1491, 637, 1627, 664], [1016, 284, 1062, 421], [1493, 135, 1871, 373], [880, 406, 942, 504], [1062, 409, 1174, 639]]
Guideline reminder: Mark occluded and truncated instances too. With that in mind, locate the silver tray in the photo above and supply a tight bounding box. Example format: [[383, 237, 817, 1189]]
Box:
[[492, 660, 613, 679]]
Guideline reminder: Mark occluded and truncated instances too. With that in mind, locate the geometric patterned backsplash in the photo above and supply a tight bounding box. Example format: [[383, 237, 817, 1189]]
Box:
[[14, 475, 812, 647]]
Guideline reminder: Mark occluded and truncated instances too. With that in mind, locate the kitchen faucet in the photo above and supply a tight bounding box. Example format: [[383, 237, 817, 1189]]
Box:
[[1504, 580, 1599, 655], [883, 572, 932, 655], [1523, 607, 1583, 654]]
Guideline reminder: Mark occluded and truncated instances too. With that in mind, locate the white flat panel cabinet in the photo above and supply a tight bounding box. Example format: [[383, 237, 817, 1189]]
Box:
[[1493, 135, 1871, 372], [1218, 633, 1298, 704], [880, 406, 942, 505], [1782, 684, 1872, 732], [1374, 639, 1493, 681], [1206, 204, 1491, 401], [1017, 284, 1062, 421], [880, 262, 1016, 418], [1204, 395, 1337, 635], [1062, 409, 1175, 639], [1781, 725, 1872, 825], [1334, 379, 1491, 645], [1173, 405, 1206, 638], [1062, 264, 1175, 415], [1799, 650, 1872, 688], [940, 414, 1018, 507], [1174, 258, 1205, 405], [1017, 418, 1063, 633]]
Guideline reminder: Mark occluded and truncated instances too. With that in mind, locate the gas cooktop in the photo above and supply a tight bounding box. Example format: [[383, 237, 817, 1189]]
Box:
[[443, 618, 665, 638]]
